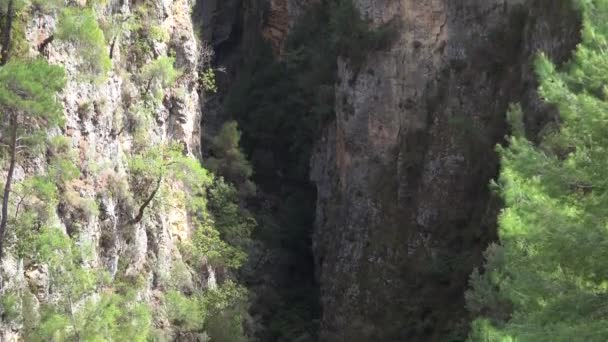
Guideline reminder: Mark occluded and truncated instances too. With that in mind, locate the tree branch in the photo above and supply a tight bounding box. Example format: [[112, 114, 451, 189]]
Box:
[[0, 0, 14, 65], [128, 175, 163, 225], [37, 35, 54, 55], [0, 111, 18, 259]]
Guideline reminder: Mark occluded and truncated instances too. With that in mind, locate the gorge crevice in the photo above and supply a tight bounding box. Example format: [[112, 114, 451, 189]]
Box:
[[0, 0, 582, 340], [200, 0, 581, 341]]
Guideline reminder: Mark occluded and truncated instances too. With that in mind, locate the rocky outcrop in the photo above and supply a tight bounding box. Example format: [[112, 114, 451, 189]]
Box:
[[262, 0, 318, 53], [0, 0, 204, 339], [311, 0, 579, 340], [198, 0, 316, 149]]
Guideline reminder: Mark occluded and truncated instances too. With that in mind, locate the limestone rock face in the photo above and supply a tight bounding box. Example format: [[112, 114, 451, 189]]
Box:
[[193, 0, 581, 340], [262, 0, 319, 53], [0, 1, 203, 339], [310, 0, 579, 340]]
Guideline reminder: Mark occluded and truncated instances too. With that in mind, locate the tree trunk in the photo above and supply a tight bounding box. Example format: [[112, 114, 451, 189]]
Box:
[[67, 292, 82, 342], [1, 0, 14, 65], [129, 175, 163, 225], [0, 112, 17, 259]]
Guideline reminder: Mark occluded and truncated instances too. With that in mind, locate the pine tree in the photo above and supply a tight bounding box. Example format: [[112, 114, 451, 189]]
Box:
[[0, 59, 66, 258], [56, 6, 111, 76], [0, 1, 254, 340], [0, 0, 109, 258], [467, 1, 608, 340], [206, 121, 256, 196]]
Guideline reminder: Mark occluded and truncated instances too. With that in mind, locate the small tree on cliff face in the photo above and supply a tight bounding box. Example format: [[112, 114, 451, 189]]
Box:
[[467, 1, 608, 340], [0, 59, 66, 258], [0, 0, 112, 258], [206, 121, 256, 196], [56, 6, 111, 76]]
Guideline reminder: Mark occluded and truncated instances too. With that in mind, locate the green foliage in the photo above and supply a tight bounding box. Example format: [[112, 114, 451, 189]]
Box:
[[48, 136, 80, 184], [329, 0, 398, 68], [165, 290, 206, 332], [127, 143, 251, 270], [83, 293, 152, 341], [465, 244, 511, 324], [190, 220, 247, 269], [0, 2, 253, 341], [203, 281, 248, 342], [163, 282, 248, 340], [5, 7, 30, 59], [200, 67, 217, 93], [7, 135, 82, 258], [207, 177, 255, 244], [148, 25, 169, 43], [467, 1, 608, 340], [13, 227, 153, 341], [206, 121, 256, 196], [125, 101, 155, 149], [56, 7, 111, 76], [0, 292, 20, 322], [9, 176, 57, 256], [505, 103, 525, 138], [140, 56, 181, 99], [123, 4, 167, 67], [0, 59, 65, 121], [127, 143, 212, 212]]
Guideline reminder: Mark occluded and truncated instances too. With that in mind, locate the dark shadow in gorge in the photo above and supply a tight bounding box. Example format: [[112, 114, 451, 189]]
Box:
[[194, 1, 328, 340], [225, 38, 324, 342]]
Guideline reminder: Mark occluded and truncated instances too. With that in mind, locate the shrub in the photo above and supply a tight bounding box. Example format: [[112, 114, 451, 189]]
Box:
[[207, 177, 255, 244], [0, 293, 20, 322], [56, 7, 111, 76], [203, 281, 248, 342], [200, 67, 217, 93], [190, 220, 247, 269], [140, 56, 182, 99], [165, 290, 206, 332], [206, 121, 256, 196], [329, 0, 398, 68]]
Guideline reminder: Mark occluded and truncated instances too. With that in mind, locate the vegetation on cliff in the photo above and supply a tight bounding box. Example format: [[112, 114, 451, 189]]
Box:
[[220, 0, 397, 340], [0, 1, 251, 340], [467, 0, 608, 340]]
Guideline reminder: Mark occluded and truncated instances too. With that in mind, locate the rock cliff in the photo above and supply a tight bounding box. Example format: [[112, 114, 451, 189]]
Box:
[[0, 0, 583, 340], [0, 0, 207, 340], [311, 0, 579, 340], [196, 0, 581, 340]]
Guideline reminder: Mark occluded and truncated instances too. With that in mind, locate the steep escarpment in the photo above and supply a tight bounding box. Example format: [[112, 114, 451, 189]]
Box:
[[198, 0, 582, 341], [311, 0, 579, 340], [199, 1, 323, 340], [0, 1, 250, 340], [2, 0, 581, 340]]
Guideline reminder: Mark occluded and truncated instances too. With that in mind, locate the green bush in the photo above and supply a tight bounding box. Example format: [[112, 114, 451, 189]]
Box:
[[206, 121, 256, 196], [0, 293, 20, 322], [165, 290, 206, 332], [7, 227, 152, 341], [467, 1, 608, 339], [56, 7, 111, 76], [329, 0, 398, 68], [140, 56, 181, 99], [190, 220, 247, 269], [203, 281, 248, 342], [200, 67, 217, 93], [208, 177, 255, 244]]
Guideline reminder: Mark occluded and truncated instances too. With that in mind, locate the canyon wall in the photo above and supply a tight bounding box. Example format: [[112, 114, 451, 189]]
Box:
[[310, 0, 579, 340], [0, 0, 206, 339], [198, 0, 581, 340], [1, 0, 580, 340]]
